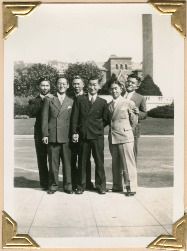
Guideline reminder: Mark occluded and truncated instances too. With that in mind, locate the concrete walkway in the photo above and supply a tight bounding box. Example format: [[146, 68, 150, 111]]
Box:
[[13, 186, 172, 238]]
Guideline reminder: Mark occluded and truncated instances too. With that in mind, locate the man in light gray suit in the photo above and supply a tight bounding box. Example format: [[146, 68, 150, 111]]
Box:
[[108, 80, 138, 196], [124, 74, 147, 162], [42, 77, 74, 194]]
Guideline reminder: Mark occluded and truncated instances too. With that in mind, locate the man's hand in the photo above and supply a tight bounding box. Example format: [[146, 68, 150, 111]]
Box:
[[42, 137, 48, 144], [132, 107, 139, 114], [72, 134, 79, 143], [45, 93, 53, 99]]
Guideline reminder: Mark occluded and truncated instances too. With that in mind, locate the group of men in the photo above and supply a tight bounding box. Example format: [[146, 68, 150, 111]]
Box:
[[29, 73, 146, 196]]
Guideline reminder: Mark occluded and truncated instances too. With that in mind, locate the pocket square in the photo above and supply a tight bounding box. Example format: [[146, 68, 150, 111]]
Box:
[[67, 106, 72, 109]]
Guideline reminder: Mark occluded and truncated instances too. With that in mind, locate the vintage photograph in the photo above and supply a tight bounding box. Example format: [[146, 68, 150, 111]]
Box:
[[4, 3, 184, 248]]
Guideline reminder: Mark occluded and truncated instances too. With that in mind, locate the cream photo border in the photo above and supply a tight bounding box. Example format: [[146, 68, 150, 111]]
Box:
[[0, 0, 186, 250]]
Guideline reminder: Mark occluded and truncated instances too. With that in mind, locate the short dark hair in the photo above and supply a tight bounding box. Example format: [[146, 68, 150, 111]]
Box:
[[72, 75, 84, 82], [88, 76, 100, 82], [127, 73, 141, 82], [108, 79, 123, 89], [38, 77, 50, 85]]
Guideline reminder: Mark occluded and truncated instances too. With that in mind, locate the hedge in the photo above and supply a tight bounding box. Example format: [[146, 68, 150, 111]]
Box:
[[14, 96, 32, 117], [148, 103, 174, 118]]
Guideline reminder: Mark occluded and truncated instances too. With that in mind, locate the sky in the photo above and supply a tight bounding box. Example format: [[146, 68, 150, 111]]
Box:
[[4, 3, 184, 96]]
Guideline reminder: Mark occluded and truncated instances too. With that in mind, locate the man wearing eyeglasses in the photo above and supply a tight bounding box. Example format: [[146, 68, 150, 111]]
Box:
[[124, 74, 147, 162]]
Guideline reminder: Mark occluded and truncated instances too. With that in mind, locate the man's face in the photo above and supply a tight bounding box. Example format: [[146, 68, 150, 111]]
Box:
[[110, 83, 122, 99], [72, 79, 84, 94], [125, 77, 138, 93], [39, 80, 50, 95], [88, 79, 100, 95], [57, 78, 69, 94]]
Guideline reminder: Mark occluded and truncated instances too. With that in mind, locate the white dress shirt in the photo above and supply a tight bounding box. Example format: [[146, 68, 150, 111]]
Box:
[[57, 92, 66, 105], [88, 93, 97, 103]]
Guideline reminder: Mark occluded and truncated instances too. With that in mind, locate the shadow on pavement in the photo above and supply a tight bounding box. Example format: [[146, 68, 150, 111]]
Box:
[[14, 177, 40, 188]]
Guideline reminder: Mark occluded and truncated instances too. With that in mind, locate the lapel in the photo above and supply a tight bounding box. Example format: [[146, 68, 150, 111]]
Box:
[[88, 96, 100, 114], [108, 101, 114, 114], [83, 95, 92, 114], [59, 95, 70, 115], [51, 94, 62, 111], [112, 96, 124, 120]]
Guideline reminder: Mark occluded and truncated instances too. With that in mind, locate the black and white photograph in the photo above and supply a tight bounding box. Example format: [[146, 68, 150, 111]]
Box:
[[4, 2, 184, 248]]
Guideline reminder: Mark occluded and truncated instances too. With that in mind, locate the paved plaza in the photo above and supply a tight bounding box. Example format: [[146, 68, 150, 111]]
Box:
[[12, 136, 173, 240]]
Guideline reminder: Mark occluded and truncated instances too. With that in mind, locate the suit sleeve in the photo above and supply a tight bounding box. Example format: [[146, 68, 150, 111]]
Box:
[[41, 98, 50, 137], [103, 100, 110, 127], [139, 97, 147, 120], [128, 101, 138, 129], [71, 97, 80, 135]]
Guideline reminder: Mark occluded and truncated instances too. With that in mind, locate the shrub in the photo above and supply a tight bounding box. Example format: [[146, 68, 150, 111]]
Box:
[[14, 96, 32, 117], [148, 103, 174, 118]]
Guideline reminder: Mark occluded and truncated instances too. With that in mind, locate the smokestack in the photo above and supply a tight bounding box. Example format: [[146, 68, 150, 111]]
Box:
[[142, 14, 153, 78]]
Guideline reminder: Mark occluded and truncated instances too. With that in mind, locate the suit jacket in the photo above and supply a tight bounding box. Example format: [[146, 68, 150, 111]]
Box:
[[108, 96, 138, 144], [71, 95, 108, 140], [29, 95, 47, 138], [42, 94, 74, 143], [130, 92, 147, 138]]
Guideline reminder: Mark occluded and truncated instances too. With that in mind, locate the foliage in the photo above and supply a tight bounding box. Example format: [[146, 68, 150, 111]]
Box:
[[64, 61, 103, 96], [14, 96, 32, 117], [148, 102, 174, 118], [14, 63, 59, 97], [99, 73, 117, 95], [137, 75, 162, 96]]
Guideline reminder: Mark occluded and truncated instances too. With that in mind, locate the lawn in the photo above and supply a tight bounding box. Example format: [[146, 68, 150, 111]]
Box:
[[14, 117, 174, 135]]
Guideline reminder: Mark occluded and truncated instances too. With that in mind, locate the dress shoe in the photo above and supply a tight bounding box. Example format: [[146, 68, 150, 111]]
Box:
[[47, 189, 56, 194], [64, 190, 73, 194], [98, 189, 106, 194], [125, 186, 136, 196], [75, 189, 84, 194], [112, 188, 123, 193], [124, 192, 136, 197], [41, 186, 48, 191]]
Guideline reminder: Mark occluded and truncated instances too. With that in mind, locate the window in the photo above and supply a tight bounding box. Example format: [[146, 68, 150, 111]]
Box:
[[120, 64, 123, 69], [125, 64, 128, 69], [116, 64, 119, 69]]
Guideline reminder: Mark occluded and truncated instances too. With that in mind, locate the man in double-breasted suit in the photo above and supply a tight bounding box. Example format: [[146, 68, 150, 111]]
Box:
[[29, 78, 52, 190], [42, 77, 73, 194], [71, 77, 108, 194], [108, 80, 138, 196], [124, 74, 147, 162]]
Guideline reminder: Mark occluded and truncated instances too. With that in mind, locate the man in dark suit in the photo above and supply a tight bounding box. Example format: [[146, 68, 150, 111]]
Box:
[[42, 77, 73, 194], [71, 77, 108, 194], [29, 78, 52, 190], [71, 75, 94, 191], [124, 74, 147, 162]]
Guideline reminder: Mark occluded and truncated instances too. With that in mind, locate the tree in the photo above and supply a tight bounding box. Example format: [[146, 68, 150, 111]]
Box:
[[99, 73, 117, 95], [14, 63, 59, 97], [137, 75, 162, 96], [64, 61, 103, 96]]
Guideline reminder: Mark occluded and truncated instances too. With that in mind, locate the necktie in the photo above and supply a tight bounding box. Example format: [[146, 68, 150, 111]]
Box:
[[59, 95, 64, 105], [91, 96, 94, 104], [112, 100, 116, 112]]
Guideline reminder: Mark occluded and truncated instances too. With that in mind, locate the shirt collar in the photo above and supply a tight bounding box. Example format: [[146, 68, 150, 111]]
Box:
[[88, 93, 97, 101], [57, 92, 66, 98], [40, 94, 45, 100], [75, 91, 84, 97], [124, 91, 135, 100], [113, 95, 122, 104]]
